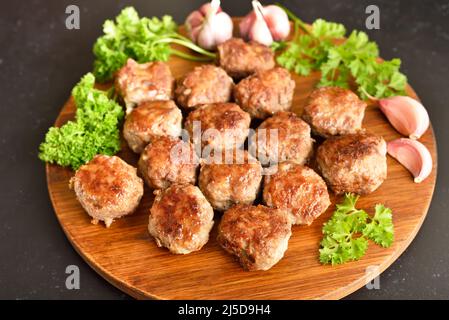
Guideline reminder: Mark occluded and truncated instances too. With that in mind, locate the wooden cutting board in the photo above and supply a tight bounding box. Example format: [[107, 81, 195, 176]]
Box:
[[45, 20, 437, 300]]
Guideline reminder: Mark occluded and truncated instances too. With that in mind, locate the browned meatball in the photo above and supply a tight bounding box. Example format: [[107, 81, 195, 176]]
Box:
[[175, 64, 233, 109], [70, 155, 144, 227], [250, 111, 314, 166], [138, 137, 199, 189], [184, 103, 251, 152], [123, 100, 182, 153], [316, 133, 387, 195], [234, 67, 295, 119], [199, 150, 262, 211], [115, 59, 175, 113], [217, 204, 292, 271], [302, 87, 367, 137], [217, 38, 275, 79], [148, 184, 214, 254], [263, 162, 330, 225]]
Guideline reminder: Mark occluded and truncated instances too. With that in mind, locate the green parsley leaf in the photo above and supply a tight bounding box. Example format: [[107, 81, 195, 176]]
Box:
[[319, 193, 369, 265], [39, 73, 124, 170], [277, 40, 314, 76], [320, 235, 369, 265], [92, 7, 216, 82], [319, 193, 395, 265], [363, 204, 394, 248], [311, 19, 346, 39], [275, 6, 408, 99], [93, 7, 178, 82]]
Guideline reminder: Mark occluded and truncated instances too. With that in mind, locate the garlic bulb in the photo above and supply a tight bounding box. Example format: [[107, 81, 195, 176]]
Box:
[[379, 96, 430, 140], [240, 1, 290, 46], [185, 0, 233, 50], [387, 138, 432, 183], [248, 1, 273, 46]]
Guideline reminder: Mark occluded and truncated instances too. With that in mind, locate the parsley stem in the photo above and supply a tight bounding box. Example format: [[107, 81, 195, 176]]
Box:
[[170, 49, 215, 62], [293, 20, 300, 40], [360, 87, 378, 101], [154, 38, 217, 58], [167, 32, 194, 43]]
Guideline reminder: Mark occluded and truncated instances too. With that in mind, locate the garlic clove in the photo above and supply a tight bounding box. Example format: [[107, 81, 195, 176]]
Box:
[[185, 10, 204, 40], [249, 0, 274, 46], [199, 2, 222, 15], [263, 5, 291, 41], [249, 17, 273, 46], [379, 96, 430, 140], [240, 2, 290, 43], [239, 11, 255, 39], [198, 22, 217, 50], [185, 0, 233, 50], [212, 12, 234, 44], [199, 2, 213, 15], [387, 138, 432, 183]]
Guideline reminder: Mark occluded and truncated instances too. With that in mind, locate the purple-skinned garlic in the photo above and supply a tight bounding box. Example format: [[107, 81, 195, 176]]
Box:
[[240, 1, 290, 46], [387, 138, 432, 183], [185, 0, 233, 50], [379, 96, 430, 140]]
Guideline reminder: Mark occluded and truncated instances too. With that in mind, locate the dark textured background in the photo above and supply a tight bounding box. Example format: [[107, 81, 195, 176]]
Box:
[[0, 0, 448, 299]]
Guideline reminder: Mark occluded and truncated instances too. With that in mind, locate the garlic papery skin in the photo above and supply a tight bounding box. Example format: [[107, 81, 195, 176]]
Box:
[[387, 138, 432, 183], [185, 0, 233, 50], [240, 1, 290, 45], [379, 96, 430, 140]]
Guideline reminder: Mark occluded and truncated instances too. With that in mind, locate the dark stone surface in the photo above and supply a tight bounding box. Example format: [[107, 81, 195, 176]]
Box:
[[0, 0, 448, 299]]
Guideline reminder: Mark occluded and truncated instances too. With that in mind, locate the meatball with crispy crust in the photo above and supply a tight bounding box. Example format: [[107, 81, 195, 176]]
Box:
[[251, 111, 314, 165], [217, 204, 292, 271], [70, 155, 144, 228], [175, 64, 233, 109], [199, 150, 262, 211], [302, 87, 367, 137], [184, 103, 251, 151], [234, 67, 295, 119], [148, 184, 214, 254], [263, 162, 330, 225], [316, 133, 387, 195], [115, 59, 175, 113], [138, 136, 199, 190], [217, 38, 275, 79], [123, 100, 182, 153]]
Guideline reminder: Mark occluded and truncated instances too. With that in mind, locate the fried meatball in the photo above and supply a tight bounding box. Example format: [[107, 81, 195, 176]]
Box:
[[316, 133, 387, 195], [148, 184, 214, 254], [263, 162, 330, 225], [251, 111, 314, 165], [184, 103, 251, 151], [70, 155, 144, 227], [175, 64, 233, 109], [217, 38, 275, 79], [115, 59, 175, 113], [123, 100, 182, 153], [234, 67, 295, 119], [199, 150, 262, 211], [302, 87, 367, 137], [217, 204, 292, 271], [138, 137, 199, 189]]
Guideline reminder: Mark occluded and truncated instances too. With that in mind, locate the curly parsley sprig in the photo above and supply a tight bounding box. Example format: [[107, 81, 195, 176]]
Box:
[[275, 4, 407, 99], [93, 7, 216, 82], [39, 73, 124, 170], [319, 194, 394, 265]]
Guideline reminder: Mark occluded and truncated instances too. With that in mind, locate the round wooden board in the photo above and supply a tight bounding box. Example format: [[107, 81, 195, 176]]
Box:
[[46, 20, 437, 300]]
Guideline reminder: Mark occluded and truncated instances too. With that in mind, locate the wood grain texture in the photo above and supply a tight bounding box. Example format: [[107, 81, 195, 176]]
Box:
[[45, 20, 437, 300]]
